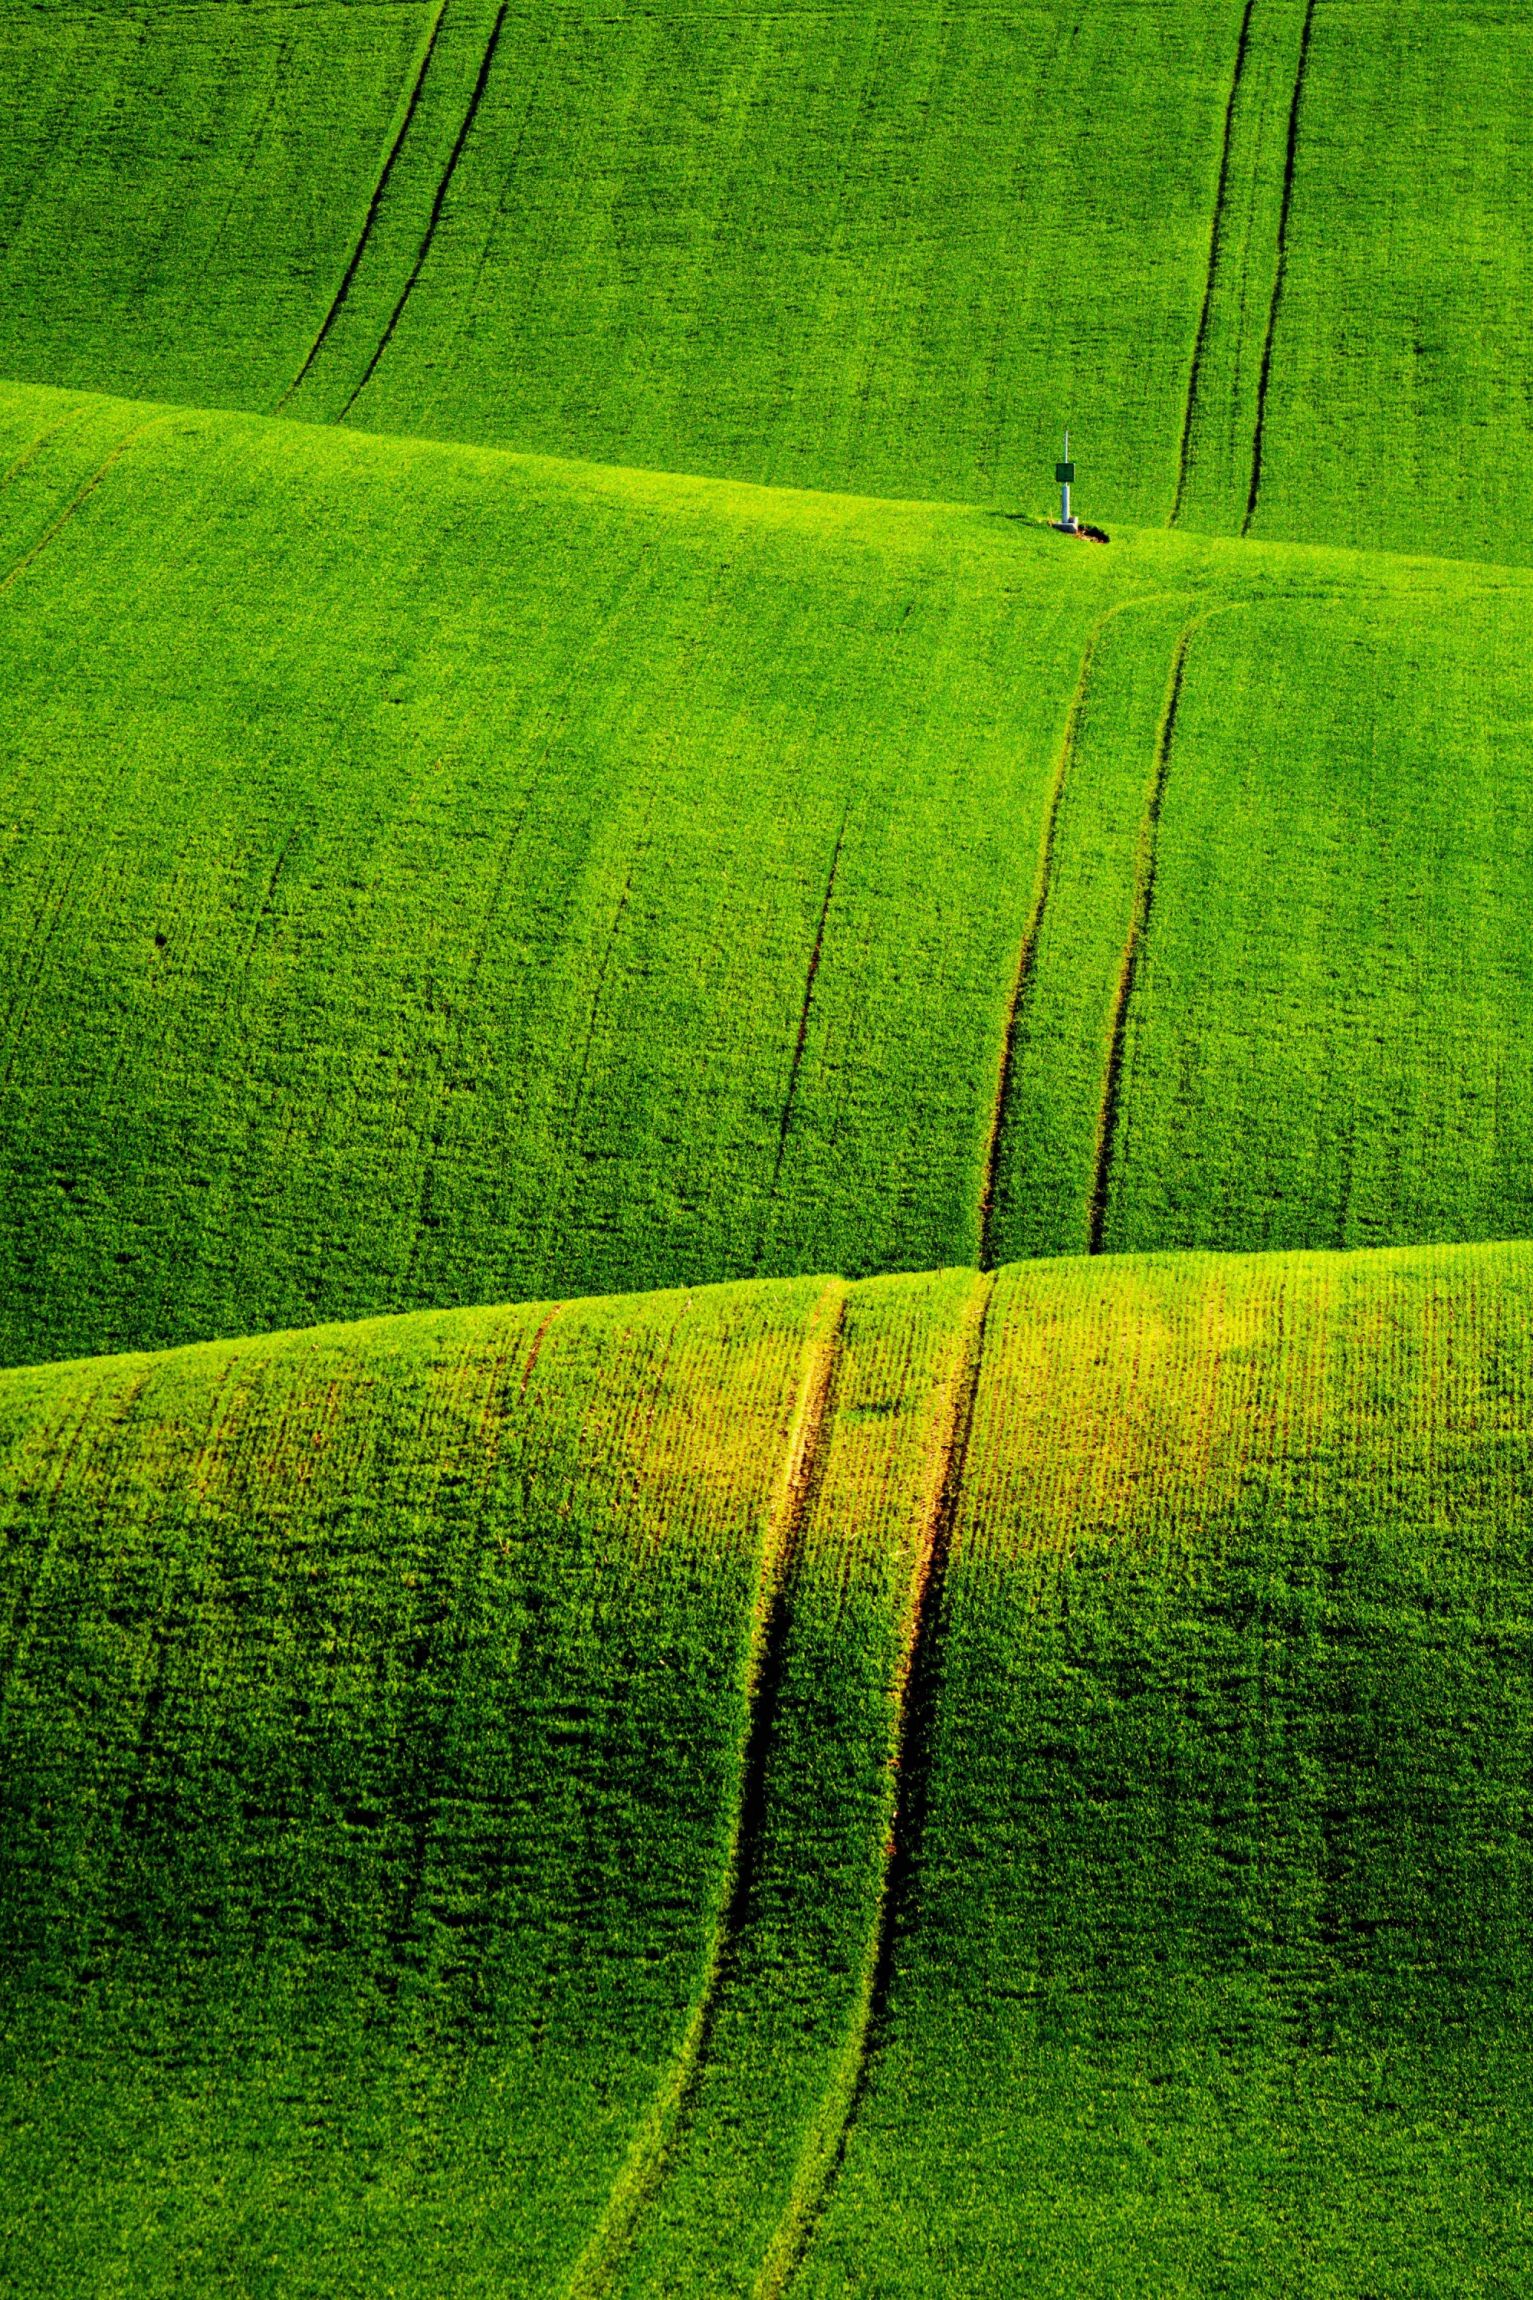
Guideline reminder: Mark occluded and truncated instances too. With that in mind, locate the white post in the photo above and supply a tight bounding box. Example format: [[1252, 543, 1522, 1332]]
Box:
[[1060, 429, 1072, 529]]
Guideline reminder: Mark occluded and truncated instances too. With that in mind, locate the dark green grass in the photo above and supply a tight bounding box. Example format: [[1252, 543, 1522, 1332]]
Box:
[[2, 3, 1531, 563], [1100, 590, 1533, 1259], [0, 1275, 829, 2294], [0, 2, 429, 418], [802, 1241, 1533, 2294], [0, 0, 1242, 521], [3, 381, 1533, 1367], [1247, 0, 1533, 567], [2, 1242, 1530, 2292]]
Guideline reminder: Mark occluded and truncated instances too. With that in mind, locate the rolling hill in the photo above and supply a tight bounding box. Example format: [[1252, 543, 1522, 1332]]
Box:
[[3, 1241, 1530, 2293], [3, 1, 1532, 2291], [1, 2, 1531, 563], [4, 377, 1533, 1370]]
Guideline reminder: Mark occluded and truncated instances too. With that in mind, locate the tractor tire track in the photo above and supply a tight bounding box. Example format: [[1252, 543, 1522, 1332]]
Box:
[[0, 404, 93, 498], [565, 1282, 848, 2300], [0, 417, 169, 603], [1170, 0, 1258, 526], [112, 1358, 246, 1871], [753, 809, 851, 1273], [1243, 0, 1318, 535], [337, 1, 509, 423], [0, 1370, 124, 1727], [977, 597, 1177, 1269], [759, 1271, 995, 2298], [275, 0, 453, 410], [397, 539, 661, 1296], [1086, 622, 1199, 1254], [379, 1350, 530, 2001], [562, 801, 657, 1147]]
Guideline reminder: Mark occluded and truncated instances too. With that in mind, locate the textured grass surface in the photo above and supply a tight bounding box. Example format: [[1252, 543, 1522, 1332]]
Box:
[[803, 1239, 1533, 2294], [3, 379, 1533, 1367], [2, 1242, 1530, 2293], [1, 2, 1531, 560], [3, 5, 1531, 2287], [0, 1, 426, 417]]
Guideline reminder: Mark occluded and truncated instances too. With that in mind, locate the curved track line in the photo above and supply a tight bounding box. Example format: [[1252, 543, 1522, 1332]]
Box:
[[754, 809, 851, 1273], [0, 417, 169, 601], [518, 1300, 565, 1397], [1242, 0, 1318, 535], [0, 404, 93, 496], [1170, 0, 1258, 526], [563, 1281, 848, 2300], [977, 596, 1178, 1269], [758, 1270, 995, 2299], [1086, 620, 1200, 1254], [337, 1, 509, 423], [275, 0, 453, 411]]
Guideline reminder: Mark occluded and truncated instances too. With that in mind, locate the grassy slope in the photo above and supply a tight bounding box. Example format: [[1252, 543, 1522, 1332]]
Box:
[[2, 1242, 1530, 2293], [804, 1239, 1533, 2296], [2, 3, 1531, 563], [2, 12, 1531, 2288], [0, 379, 1097, 1362], [4, 379, 1533, 1366], [1248, 0, 1533, 566], [0, 1, 428, 417], [0, 0, 1241, 521], [0, 1274, 832, 2293]]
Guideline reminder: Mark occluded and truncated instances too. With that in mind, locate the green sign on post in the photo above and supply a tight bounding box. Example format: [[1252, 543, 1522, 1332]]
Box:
[[1055, 461, 1075, 484]]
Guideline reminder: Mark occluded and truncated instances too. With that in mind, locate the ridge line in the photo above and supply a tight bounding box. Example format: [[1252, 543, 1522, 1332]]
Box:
[[756, 1268, 996, 2298], [274, 0, 453, 412], [337, 1, 510, 424], [562, 1279, 848, 2299], [1243, 0, 1319, 535], [1170, 0, 1258, 527], [4, 372, 1530, 585]]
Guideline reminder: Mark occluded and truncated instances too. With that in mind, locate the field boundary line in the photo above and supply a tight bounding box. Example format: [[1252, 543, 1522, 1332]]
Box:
[[563, 1280, 848, 2300], [754, 807, 851, 1272], [977, 597, 1181, 1270], [0, 417, 170, 603], [337, 0, 510, 422], [1170, 0, 1257, 526], [1242, 0, 1318, 534], [275, 0, 453, 411], [755, 1269, 995, 2298]]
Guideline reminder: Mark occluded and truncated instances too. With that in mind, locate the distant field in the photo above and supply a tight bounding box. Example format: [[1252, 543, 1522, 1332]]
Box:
[[3, 1240, 1530, 2293], [0, 2, 1530, 561], [3, 380, 1533, 1367]]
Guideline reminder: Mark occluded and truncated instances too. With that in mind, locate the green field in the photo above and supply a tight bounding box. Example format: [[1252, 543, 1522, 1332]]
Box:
[[3, 1243, 1531, 2294], [2, 2, 1533, 562], [4, 378, 1533, 1369], [2, 2, 1531, 2290]]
